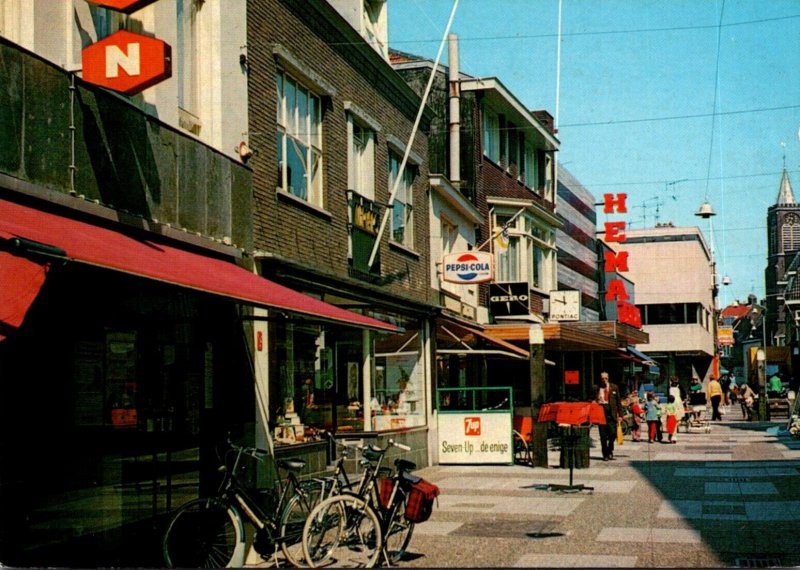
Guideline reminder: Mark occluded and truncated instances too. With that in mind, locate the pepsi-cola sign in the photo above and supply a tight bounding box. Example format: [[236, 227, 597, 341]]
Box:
[[442, 251, 493, 284]]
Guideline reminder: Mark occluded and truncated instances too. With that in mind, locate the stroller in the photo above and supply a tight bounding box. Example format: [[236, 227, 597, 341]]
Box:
[[682, 391, 711, 433]]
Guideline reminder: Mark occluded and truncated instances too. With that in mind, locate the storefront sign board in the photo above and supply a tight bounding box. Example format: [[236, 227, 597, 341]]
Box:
[[438, 412, 513, 464], [442, 251, 493, 284], [82, 30, 172, 95]]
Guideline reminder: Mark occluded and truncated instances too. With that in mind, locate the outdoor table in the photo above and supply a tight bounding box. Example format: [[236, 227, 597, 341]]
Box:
[[534, 401, 606, 493]]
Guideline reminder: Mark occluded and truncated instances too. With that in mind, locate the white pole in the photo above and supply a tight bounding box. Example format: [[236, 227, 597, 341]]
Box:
[[368, 0, 460, 269], [554, 0, 562, 132]]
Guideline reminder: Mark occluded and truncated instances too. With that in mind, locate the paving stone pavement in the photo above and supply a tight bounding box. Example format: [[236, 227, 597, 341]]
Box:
[[249, 407, 800, 568]]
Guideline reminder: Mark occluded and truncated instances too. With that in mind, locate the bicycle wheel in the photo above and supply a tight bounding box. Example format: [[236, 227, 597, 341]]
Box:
[[383, 498, 414, 564], [620, 418, 630, 436], [302, 494, 382, 568], [280, 481, 324, 567], [162, 497, 245, 568]]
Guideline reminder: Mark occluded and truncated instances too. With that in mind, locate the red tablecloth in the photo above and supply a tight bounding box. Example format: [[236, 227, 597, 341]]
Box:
[[537, 401, 607, 425]]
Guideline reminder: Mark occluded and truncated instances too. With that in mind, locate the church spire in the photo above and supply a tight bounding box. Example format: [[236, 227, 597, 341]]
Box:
[[777, 169, 796, 205]]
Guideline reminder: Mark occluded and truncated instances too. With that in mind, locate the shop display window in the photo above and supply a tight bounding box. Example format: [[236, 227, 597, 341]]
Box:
[[271, 316, 426, 440]]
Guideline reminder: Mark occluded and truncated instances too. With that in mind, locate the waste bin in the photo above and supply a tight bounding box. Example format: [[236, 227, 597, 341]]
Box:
[[558, 425, 590, 469]]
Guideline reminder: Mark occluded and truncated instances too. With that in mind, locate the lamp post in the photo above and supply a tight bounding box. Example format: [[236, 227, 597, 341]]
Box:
[[757, 348, 768, 421], [695, 200, 721, 385], [750, 303, 769, 421]]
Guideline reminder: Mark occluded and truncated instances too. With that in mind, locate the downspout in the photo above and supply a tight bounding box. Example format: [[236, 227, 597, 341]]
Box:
[[448, 33, 460, 185], [69, 73, 77, 195]]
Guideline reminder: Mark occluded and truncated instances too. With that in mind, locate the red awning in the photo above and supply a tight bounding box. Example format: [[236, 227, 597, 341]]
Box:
[[0, 199, 396, 334], [0, 250, 49, 341]]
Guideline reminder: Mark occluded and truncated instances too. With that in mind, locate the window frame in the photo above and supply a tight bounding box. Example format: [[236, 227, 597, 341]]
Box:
[[276, 68, 324, 208], [388, 149, 417, 249]]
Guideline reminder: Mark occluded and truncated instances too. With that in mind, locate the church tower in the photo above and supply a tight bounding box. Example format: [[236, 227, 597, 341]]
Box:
[[765, 169, 799, 345]]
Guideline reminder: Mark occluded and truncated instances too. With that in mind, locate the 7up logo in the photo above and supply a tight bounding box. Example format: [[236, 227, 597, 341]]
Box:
[[464, 417, 481, 436]]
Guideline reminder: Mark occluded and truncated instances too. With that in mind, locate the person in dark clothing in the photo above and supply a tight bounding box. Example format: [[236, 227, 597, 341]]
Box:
[[593, 371, 623, 461]]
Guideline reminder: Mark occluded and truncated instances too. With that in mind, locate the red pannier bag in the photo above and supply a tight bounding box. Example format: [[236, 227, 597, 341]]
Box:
[[404, 478, 440, 523], [379, 478, 394, 509]]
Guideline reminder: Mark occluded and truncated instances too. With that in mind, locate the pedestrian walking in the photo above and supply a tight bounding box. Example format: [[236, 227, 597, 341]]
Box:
[[594, 371, 623, 461], [721, 374, 732, 405], [645, 392, 660, 443], [708, 376, 723, 421], [664, 394, 678, 443], [668, 376, 686, 426], [739, 383, 756, 420], [629, 393, 644, 442]]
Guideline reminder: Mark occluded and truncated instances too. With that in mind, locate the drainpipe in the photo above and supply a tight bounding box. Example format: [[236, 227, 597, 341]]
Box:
[[448, 33, 460, 184]]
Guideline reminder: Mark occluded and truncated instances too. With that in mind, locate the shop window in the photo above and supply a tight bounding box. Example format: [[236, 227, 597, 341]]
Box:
[[270, 315, 425, 440]]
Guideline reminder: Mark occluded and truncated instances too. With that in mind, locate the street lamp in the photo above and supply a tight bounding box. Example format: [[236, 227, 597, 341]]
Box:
[[751, 304, 769, 421], [756, 348, 768, 421]]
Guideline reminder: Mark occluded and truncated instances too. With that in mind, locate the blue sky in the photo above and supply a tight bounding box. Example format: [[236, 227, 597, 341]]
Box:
[[388, 0, 800, 307]]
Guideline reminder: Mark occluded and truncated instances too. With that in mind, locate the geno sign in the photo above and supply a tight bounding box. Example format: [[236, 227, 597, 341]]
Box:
[[82, 30, 172, 95]]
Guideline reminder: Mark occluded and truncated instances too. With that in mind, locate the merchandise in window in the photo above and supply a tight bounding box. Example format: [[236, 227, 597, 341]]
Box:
[[372, 318, 425, 431]]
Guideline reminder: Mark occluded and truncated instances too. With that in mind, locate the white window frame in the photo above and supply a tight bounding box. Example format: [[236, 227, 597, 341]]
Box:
[[389, 150, 416, 248], [276, 68, 324, 207], [494, 211, 556, 290], [346, 103, 380, 201]]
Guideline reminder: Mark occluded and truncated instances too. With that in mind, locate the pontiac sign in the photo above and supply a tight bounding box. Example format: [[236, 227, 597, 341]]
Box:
[[442, 251, 493, 284], [82, 30, 172, 95]]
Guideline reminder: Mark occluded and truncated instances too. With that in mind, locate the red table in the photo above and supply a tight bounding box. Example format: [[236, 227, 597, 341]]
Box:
[[537, 401, 607, 425], [533, 401, 607, 493]]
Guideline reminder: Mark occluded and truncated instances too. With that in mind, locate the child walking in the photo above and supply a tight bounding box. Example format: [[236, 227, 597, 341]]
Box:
[[629, 394, 644, 442], [664, 394, 678, 443], [645, 392, 660, 443]]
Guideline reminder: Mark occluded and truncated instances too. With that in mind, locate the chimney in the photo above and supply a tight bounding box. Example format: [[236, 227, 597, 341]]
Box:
[[531, 110, 556, 135]]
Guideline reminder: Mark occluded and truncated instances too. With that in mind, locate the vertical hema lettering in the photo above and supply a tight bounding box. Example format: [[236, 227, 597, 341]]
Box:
[[603, 193, 628, 214], [605, 279, 630, 301], [604, 250, 629, 272], [603, 221, 627, 243], [106, 43, 140, 78]]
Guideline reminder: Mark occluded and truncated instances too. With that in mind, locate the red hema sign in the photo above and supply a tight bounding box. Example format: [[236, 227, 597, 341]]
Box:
[[82, 30, 172, 95], [85, 0, 158, 14], [464, 417, 481, 436]]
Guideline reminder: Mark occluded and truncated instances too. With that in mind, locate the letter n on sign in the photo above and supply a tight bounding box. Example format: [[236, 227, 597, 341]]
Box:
[[82, 30, 172, 95]]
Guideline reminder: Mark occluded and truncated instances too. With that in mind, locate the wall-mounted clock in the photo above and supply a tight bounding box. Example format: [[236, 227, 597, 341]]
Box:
[[549, 290, 581, 321]]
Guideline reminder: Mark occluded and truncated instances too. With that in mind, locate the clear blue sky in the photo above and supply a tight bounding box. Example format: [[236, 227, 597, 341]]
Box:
[[388, 0, 800, 307]]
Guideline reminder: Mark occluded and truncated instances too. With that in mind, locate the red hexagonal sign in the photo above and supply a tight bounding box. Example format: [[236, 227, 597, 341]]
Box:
[[82, 30, 172, 96], [85, 0, 158, 14]]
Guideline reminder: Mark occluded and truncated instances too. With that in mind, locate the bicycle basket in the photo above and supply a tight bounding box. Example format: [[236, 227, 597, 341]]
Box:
[[404, 478, 440, 523]]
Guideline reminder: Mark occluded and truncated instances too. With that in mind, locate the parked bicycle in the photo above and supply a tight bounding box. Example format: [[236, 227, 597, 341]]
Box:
[[302, 441, 439, 568], [162, 439, 323, 568]]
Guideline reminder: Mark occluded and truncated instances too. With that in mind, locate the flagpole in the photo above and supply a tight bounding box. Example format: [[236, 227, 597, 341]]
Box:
[[367, 0, 460, 269]]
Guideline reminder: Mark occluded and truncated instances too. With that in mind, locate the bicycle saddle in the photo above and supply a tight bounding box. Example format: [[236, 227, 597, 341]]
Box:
[[395, 458, 416, 473], [277, 458, 306, 471]]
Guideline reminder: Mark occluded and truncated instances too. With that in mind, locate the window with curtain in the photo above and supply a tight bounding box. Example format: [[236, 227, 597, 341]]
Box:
[[276, 69, 323, 206]]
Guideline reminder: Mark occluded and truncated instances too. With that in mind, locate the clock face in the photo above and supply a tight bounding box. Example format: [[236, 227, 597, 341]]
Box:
[[549, 290, 581, 321], [785, 213, 799, 225]]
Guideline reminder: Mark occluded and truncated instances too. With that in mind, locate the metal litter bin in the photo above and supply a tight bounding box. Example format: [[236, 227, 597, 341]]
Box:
[[559, 425, 590, 469]]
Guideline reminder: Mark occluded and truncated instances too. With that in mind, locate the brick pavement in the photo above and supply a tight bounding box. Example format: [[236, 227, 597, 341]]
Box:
[[248, 406, 800, 568]]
